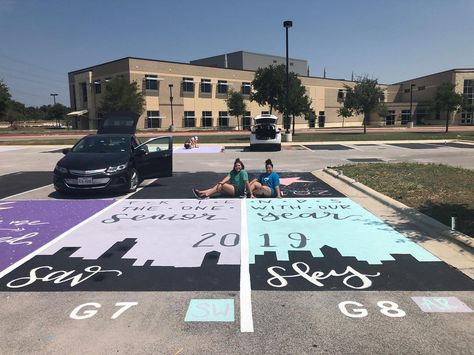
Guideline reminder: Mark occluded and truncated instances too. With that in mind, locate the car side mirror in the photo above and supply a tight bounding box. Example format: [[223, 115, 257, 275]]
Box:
[[134, 148, 146, 156], [62, 148, 70, 155]]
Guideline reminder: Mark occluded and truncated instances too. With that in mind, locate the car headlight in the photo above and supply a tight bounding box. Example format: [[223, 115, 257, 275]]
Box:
[[106, 163, 128, 173], [55, 164, 68, 174]]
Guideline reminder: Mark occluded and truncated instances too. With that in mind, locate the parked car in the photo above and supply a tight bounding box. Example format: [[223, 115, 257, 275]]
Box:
[[53, 111, 173, 194], [249, 114, 282, 151]]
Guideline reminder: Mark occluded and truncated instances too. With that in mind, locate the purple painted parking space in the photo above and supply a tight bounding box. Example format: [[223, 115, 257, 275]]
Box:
[[0, 200, 114, 273], [173, 146, 223, 153]]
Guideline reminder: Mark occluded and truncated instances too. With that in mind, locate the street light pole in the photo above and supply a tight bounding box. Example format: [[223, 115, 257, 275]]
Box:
[[168, 84, 175, 132], [409, 84, 415, 126], [50, 93, 58, 127], [283, 20, 293, 135]]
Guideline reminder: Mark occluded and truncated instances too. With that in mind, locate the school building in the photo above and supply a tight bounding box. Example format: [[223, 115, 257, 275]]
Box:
[[67, 51, 474, 130]]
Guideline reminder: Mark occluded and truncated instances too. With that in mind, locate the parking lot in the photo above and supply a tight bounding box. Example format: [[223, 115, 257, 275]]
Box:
[[0, 142, 473, 354]]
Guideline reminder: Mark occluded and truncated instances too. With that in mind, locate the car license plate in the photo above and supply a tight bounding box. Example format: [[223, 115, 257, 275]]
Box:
[[78, 177, 93, 185]]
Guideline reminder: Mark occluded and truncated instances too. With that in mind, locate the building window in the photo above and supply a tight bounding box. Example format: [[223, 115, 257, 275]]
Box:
[[184, 111, 195, 127], [202, 111, 212, 127], [379, 92, 385, 102], [337, 89, 345, 102], [460, 111, 473, 125], [147, 111, 161, 128], [463, 79, 474, 109], [218, 111, 229, 127], [401, 110, 411, 125], [182, 77, 194, 93], [217, 80, 228, 94], [145, 75, 158, 90], [386, 110, 395, 125], [94, 81, 101, 94], [404, 88, 411, 93], [243, 111, 252, 130], [71, 85, 77, 111], [242, 82, 251, 96], [200, 79, 211, 94], [308, 111, 316, 128], [418, 86, 426, 91], [81, 82, 88, 103], [415, 108, 429, 124], [318, 111, 325, 128]]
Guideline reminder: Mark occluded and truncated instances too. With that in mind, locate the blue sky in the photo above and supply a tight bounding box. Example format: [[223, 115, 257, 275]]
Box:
[[1, 0, 473, 107]]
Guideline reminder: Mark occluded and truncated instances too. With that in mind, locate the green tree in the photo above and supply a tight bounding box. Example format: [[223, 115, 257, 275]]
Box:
[[99, 77, 144, 114], [431, 82, 465, 133], [4, 100, 25, 127], [250, 64, 285, 114], [278, 72, 312, 134], [226, 90, 247, 130], [251, 65, 312, 134], [342, 77, 385, 134], [337, 106, 352, 128], [48, 103, 70, 127], [0, 79, 11, 119]]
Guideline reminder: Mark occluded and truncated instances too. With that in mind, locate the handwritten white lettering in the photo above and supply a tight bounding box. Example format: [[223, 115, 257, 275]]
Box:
[[9, 220, 49, 226], [267, 262, 380, 289], [6, 265, 122, 288], [0, 232, 39, 245]]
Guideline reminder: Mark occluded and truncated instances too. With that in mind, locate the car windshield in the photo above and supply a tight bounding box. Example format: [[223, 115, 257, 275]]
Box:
[[72, 136, 129, 153]]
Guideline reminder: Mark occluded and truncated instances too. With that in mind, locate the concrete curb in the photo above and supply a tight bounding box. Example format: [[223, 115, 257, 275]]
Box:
[[322, 167, 473, 250]]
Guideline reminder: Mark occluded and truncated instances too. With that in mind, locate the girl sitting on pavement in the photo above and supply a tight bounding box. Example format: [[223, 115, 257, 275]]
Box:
[[249, 159, 282, 198], [193, 158, 253, 199]]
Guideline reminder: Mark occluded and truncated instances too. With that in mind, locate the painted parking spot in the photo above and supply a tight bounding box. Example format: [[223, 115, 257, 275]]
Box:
[[1, 196, 472, 293], [0, 200, 114, 275], [247, 198, 474, 291], [174, 146, 223, 153], [0, 199, 241, 291]]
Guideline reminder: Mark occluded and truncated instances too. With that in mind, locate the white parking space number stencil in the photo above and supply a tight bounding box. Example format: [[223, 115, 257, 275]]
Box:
[[339, 301, 406, 318], [70, 302, 138, 320]]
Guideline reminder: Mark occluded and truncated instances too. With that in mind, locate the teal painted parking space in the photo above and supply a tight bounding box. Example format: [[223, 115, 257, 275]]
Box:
[[247, 198, 439, 264]]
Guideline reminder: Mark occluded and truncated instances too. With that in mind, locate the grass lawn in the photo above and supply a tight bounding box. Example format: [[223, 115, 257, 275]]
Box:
[[0, 130, 473, 145], [336, 162, 474, 237]]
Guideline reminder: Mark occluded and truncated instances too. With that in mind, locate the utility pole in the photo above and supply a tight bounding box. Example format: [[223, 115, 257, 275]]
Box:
[[50, 93, 58, 127]]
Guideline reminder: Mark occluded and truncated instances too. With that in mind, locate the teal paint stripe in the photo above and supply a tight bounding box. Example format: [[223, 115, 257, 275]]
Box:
[[246, 198, 439, 264], [185, 299, 235, 322]]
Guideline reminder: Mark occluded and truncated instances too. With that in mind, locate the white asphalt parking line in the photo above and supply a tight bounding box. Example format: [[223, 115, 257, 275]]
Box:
[[240, 198, 254, 332], [0, 180, 153, 280], [2, 184, 54, 200]]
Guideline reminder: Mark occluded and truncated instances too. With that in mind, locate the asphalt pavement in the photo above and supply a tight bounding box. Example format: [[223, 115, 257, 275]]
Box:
[[0, 141, 473, 354]]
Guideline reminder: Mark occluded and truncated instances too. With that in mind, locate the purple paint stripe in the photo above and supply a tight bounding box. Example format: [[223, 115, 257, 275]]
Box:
[[174, 146, 222, 154], [0, 200, 114, 272]]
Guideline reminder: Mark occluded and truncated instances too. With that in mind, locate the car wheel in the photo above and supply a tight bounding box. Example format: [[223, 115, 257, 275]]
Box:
[[128, 169, 139, 192]]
